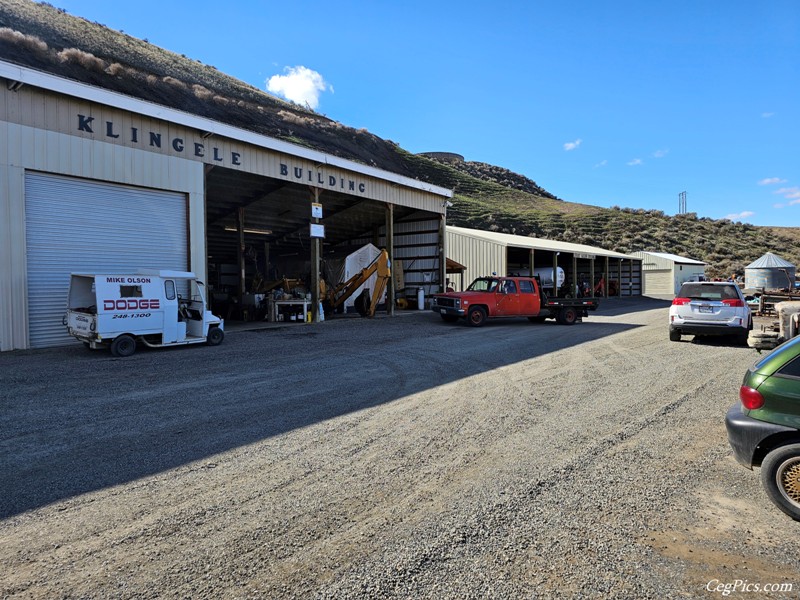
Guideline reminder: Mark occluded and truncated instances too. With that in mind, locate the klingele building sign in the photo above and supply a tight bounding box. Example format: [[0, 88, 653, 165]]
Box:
[[76, 113, 369, 194]]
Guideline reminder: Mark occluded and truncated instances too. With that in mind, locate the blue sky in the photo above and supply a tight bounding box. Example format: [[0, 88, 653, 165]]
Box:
[[53, 1, 799, 226]]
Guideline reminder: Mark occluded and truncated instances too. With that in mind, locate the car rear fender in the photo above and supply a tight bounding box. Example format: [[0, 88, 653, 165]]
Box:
[[751, 431, 800, 467]]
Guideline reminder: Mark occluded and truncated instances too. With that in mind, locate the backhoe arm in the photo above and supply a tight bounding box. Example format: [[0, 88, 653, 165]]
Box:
[[328, 249, 391, 317]]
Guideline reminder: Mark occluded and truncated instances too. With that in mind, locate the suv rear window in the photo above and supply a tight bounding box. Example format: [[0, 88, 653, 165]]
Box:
[[677, 283, 740, 300]]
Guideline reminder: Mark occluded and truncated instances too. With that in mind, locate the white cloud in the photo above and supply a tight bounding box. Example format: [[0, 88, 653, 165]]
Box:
[[266, 66, 330, 109], [563, 139, 582, 151], [652, 149, 669, 158], [593, 160, 607, 168], [762, 112, 775, 118], [627, 158, 643, 166], [775, 187, 800, 199], [758, 177, 786, 186], [724, 211, 755, 221]]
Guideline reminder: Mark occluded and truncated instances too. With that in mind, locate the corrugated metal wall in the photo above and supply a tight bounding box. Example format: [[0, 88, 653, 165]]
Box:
[[446, 230, 505, 290], [349, 216, 443, 298], [745, 267, 796, 290]]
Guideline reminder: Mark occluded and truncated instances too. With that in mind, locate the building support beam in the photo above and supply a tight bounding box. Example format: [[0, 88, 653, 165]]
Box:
[[385, 203, 395, 316]]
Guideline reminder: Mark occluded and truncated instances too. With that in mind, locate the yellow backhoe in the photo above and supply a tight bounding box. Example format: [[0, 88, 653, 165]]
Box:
[[325, 249, 391, 317]]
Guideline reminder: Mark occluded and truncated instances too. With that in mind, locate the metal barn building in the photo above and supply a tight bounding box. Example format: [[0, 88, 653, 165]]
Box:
[[631, 252, 707, 298], [446, 226, 642, 297], [0, 60, 453, 351]]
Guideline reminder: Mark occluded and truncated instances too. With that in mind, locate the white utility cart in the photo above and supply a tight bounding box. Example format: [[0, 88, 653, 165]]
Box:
[[65, 270, 224, 357]]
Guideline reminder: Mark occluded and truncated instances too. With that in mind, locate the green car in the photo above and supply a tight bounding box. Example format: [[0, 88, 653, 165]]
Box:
[[726, 334, 800, 520]]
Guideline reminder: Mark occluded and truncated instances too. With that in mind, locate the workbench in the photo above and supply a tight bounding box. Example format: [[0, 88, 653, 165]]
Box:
[[271, 299, 311, 322]]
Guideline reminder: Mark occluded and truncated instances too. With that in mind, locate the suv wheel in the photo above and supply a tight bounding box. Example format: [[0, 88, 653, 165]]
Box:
[[761, 443, 800, 521], [669, 330, 681, 342]]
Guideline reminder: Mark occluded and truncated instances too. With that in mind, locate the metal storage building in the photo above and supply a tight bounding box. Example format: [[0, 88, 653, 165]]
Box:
[[631, 251, 707, 298], [745, 253, 796, 290], [446, 226, 642, 297], [0, 59, 452, 351]]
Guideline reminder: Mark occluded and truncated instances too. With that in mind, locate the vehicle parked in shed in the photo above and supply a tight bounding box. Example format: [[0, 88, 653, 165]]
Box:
[[725, 334, 800, 520], [669, 281, 751, 343], [65, 270, 224, 357], [431, 275, 599, 327]]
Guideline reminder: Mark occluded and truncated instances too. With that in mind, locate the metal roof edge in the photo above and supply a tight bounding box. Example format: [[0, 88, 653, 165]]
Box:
[[447, 226, 639, 260], [0, 60, 453, 198], [632, 251, 707, 265]]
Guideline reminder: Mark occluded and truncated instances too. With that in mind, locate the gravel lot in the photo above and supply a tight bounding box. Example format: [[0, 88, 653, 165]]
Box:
[[1, 297, 799, 599]]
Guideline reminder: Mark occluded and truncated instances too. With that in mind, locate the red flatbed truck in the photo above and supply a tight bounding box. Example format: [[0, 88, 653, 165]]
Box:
[[431, 275, 599, 327]]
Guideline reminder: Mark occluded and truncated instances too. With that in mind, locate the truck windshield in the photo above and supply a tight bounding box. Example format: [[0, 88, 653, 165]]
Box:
[[467, 278, 499, 292]]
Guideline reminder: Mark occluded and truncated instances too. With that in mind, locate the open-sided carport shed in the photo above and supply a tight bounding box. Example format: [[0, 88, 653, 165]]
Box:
[[446, 226, 642, 297]]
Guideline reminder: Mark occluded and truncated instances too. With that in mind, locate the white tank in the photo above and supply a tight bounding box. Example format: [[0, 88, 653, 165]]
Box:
[[417, 287, 425, 310], [532, 267, 565, 288]]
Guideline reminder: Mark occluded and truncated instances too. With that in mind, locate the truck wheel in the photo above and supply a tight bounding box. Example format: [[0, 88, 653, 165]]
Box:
[[206, 326, 225, 346], [110, 334, 136, 357], [761, 444, 800, 521], [669, 330, 681, 342], [557, 307, 577, 325], [467, 306, 487, 327]]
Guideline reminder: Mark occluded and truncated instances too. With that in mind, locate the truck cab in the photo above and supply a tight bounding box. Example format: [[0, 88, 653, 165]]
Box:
[[65, 270, 224, 357]]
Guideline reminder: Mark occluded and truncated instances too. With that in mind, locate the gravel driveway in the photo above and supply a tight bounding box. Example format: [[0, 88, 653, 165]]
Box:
[[1, 297, 798, 599]]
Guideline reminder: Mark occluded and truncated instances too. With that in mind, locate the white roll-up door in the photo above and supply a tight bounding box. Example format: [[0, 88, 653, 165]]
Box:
[[642, 269, 673, 297], [25, 172, 188, 348]]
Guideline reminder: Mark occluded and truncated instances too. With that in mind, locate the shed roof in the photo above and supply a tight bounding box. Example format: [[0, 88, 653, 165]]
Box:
[[745, 252, 796, 269], [638, 251, 706, 265], [447, 226, 638, 260]]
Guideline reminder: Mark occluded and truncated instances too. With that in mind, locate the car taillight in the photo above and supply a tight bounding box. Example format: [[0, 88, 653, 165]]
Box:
[[739, 386, 764, 410], [722, 299, 744, 307], [672, 297, 690, 305]]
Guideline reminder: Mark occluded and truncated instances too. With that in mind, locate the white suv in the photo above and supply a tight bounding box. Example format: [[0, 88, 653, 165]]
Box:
[[669, 281, 751, 343]]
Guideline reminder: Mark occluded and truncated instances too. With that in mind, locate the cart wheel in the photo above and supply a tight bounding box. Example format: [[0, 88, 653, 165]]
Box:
[[206, 326, 224, 346], [110, 334, 136, 357]]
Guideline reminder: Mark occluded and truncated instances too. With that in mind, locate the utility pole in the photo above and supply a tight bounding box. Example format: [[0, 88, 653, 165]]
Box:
[[678, 191, 687, 214]]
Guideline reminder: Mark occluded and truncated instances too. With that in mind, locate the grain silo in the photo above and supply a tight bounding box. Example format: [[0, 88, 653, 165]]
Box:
[[744, 252, 796, 290]]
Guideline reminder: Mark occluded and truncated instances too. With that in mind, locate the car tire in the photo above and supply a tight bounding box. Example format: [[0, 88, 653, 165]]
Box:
[[760, 443, 800, 521], [206, 326, 224, 346], [440, 314, 459, 323], [467, 306, 487, 327], [110, 334, 136, 357], [669, 330, 681, 342]]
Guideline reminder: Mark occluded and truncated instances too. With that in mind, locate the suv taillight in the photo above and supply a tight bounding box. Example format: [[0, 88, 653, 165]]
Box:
[[722, 299, 744, 307], [672, 297, 690, 305], [740, 386, 764, 410]]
